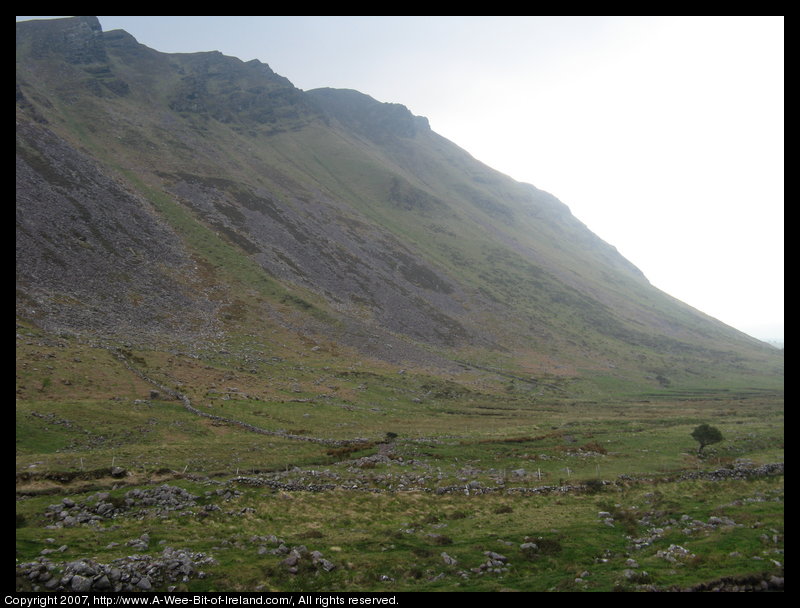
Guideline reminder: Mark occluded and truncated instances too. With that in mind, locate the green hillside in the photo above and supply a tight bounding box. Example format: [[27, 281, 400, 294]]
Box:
[[16, 17, 782, 593], [16, 17, 781, 393]]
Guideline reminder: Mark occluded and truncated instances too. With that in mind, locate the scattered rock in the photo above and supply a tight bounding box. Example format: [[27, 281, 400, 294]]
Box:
[[43, 485, 199, 526], [17, 547, 216, 592], [441, 552, 458, 566], [277, 545, 336, 575], [655, 544, 696, 563], [470, 550, 510, 575], [678, 462, 783, 482], [126, 533, 150, 551]]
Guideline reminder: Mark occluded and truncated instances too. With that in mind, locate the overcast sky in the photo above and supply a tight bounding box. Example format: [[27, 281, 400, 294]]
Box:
[[18, 16, 784, 342]]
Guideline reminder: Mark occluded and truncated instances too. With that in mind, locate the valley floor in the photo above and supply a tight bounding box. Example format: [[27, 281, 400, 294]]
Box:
[[16, 331, 783, 592]]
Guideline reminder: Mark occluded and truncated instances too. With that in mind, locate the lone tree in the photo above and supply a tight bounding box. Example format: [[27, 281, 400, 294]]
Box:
[[691, 423, 724, 455]]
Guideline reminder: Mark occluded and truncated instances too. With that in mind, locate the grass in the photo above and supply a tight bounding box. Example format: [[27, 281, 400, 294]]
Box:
[[16, 29, 784, 592], [15, 475, 783, 592], [15, 329, 783, 592]]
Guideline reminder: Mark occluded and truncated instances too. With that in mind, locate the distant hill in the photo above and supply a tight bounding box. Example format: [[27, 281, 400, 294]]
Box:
[[16, 16, 783, 394]]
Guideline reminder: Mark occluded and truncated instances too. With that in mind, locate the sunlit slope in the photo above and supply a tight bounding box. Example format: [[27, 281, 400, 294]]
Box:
[[16, 17, 782, 392]]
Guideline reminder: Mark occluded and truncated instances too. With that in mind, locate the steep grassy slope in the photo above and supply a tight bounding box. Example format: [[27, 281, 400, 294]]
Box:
[[16, 16, 782, 393]]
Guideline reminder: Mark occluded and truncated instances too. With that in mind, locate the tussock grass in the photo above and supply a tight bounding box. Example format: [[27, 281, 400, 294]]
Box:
[[16, 334, 782, 591]]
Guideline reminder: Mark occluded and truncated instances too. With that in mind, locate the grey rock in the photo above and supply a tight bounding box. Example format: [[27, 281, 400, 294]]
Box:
[[281, 554, 299, 567], [70, 575, 92, 592], [136, 576, 152, 591], [484, 551, 507, 562], [43, 577, 61, 590]]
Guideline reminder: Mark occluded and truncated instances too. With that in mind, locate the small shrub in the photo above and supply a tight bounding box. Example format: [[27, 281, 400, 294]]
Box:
[[526, 536, 562, 556], [599, 503, 640, 534], [281, 294, 313, 310], [16, 513, 27, 529], [581, 441, 608, 455], [520, 543, 539, 560], [106, 494, 128, 509], [299, 529, 324, 539], [538, 538, 563, 555], [428, 534, 453, 546], [405, 567, 424, 580], [582, 478, 606, 494]]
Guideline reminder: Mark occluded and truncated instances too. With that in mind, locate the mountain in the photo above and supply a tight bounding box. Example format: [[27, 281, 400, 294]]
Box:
[[16, 16, 782, 394]]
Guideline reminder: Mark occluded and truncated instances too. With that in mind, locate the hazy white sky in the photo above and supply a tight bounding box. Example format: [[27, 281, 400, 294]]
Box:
[[18, 16, 784, 342]]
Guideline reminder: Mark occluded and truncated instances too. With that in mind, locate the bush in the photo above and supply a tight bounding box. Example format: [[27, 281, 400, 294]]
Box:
[[298, 529, 324, 539], [107, 495, 128, 510], [691, 424, 724, 454], [536, 538, 562, 555], [599, 503, 639, 534], [428, 534, 453, 546], [582, 478, 606, 494], [581, 441, 608, 455], [525, 535, 562, 556]]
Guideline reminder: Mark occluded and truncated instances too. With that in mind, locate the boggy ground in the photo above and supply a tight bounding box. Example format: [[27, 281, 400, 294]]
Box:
[[16, 330, 783, 592]]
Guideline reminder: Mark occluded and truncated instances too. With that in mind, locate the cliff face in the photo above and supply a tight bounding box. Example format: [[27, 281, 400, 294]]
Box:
[[16, 17, 781, 388]]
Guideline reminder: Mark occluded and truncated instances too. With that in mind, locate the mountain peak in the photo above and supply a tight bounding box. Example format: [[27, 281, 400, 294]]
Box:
[[15, 16, 782, 390], [308, 87, 430, 141], [16, 16, 105, 64]]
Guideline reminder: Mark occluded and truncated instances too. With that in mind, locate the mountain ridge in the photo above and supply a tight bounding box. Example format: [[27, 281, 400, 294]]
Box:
[[16, 16, 782, 393]]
